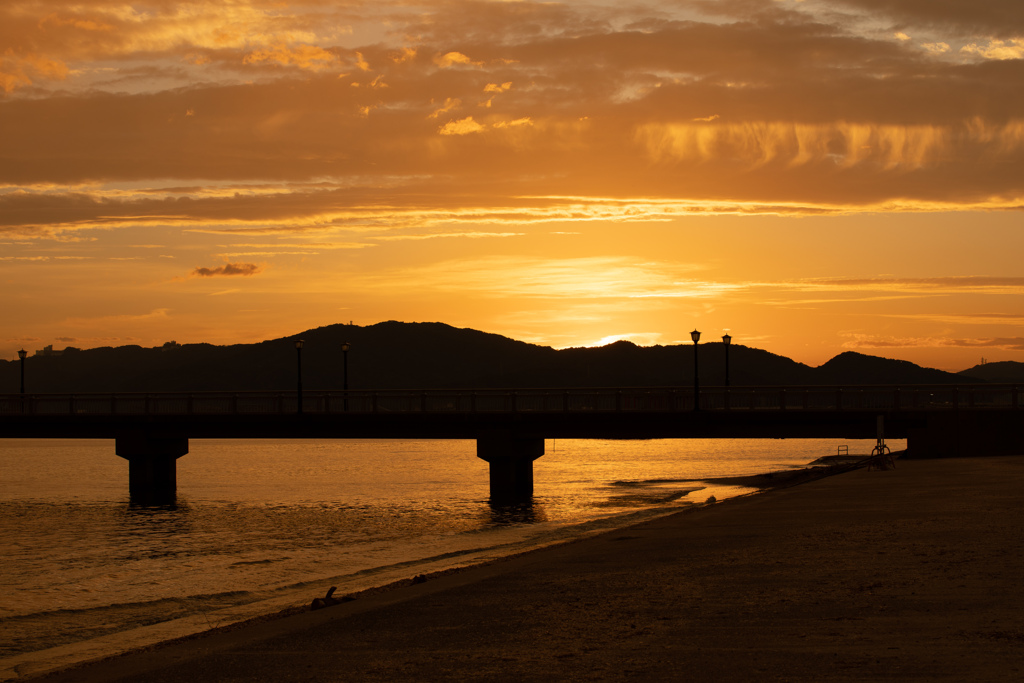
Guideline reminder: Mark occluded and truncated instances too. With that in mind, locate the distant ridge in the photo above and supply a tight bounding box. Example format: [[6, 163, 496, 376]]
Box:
[[0, 321, 993, 394], [958, 361, 1024, 384], [816, 351, 985, 386]]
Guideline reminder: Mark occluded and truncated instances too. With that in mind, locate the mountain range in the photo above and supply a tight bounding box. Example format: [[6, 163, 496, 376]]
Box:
[[3, 321, 1021, 394]]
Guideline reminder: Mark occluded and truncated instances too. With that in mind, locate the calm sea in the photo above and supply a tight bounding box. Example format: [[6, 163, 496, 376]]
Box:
[[0, 437, 900, 677]]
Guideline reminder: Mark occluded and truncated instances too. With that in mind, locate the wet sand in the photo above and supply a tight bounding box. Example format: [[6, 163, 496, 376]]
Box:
[[28, 455, 1024, 681]]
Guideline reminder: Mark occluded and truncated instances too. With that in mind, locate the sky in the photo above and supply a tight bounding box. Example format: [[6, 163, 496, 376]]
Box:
[[2, 0, 1023, 372]]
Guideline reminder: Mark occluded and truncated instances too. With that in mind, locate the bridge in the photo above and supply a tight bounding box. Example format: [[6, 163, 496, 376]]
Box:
[[2, 384, 1022, 504]]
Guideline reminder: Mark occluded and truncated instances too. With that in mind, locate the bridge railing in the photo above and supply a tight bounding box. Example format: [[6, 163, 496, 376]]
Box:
[[0, 384, 1019, 416]]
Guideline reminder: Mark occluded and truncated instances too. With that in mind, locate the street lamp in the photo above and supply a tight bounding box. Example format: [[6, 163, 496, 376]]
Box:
[[341, 341, 350, 411], [18, 349, 27, 394], [690, 329, 700, 411], [295, 339, 304, 414], [722, 333, 732, 387]]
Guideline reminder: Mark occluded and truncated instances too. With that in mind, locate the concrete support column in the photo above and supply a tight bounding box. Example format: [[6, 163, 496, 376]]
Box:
[[115, 435, 189, 505], [477, 436, 545, 502]]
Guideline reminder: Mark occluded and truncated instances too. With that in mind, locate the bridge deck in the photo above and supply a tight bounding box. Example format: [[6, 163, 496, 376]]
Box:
[[1, 383, 1020, 440], [2, 385, 1021, 503]]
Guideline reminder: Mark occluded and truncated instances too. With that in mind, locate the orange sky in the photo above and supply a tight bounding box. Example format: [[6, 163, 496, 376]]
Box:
[[2, 0, 1023, 372]]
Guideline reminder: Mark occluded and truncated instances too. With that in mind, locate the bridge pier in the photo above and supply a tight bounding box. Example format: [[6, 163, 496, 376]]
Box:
[[477, 436, 544, 502], [115, 435, 189, 505]]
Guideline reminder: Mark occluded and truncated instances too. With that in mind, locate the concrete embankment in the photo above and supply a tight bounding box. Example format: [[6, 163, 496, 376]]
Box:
[[35, 456, 1024, 682]]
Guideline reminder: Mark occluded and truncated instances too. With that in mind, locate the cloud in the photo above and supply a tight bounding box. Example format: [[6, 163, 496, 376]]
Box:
[[429, 97, 461, 119], [243, 44, 338, 71], [374, 232, 523, 241], [64, 308, 171, 326], [0, 51, 69, 92], [811, 276, 1024, 293], [438, 116, 485, 135], [831, 0, 1024, 39], [493, 117, 533, 129], [3, 0, 1024, 217], [921, 42, 951, 55], [636, 120, 978, 169], [960, 39, 1024, 60], [191, 262, 263, 277], [843, 335, 1024, 351], [433, 52, 481, 68], [353, 256, 709, 300]]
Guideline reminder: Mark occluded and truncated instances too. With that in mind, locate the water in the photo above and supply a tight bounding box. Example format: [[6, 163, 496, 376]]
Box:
[[0, 437, 898, 676]]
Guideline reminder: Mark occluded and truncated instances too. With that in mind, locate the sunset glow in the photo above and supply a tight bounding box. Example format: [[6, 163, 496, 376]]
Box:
[[3, 0, 1023, 371]]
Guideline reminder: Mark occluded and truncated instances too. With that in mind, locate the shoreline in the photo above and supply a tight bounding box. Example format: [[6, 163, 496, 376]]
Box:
[[4, 455, 875, 681], [31, 453, 1024, 682]]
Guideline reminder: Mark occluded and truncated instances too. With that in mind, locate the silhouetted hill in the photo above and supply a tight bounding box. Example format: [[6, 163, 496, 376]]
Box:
[[958, 361, 1024, 384], [815, 351, 980, 386], [0, 321, 989, 394]]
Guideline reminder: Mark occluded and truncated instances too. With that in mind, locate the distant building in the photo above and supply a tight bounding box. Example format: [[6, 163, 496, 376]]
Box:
[[162, 341, 181, 351], [34, 345, 63, 357]]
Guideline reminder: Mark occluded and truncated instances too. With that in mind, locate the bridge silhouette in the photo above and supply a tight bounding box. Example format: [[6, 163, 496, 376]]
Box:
[[2, 384, 1022, 504]]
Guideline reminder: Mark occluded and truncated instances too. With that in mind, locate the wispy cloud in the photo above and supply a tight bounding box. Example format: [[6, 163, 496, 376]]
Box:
[[64, 308, 171, 326], [844, 335, 1024, 351], [353, 256, 709, 300]]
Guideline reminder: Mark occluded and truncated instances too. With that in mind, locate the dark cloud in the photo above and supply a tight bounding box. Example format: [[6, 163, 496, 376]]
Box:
[[833, 0, 1024, 38], [2, 1, 1022, 216], [191, 262, 262, 277]]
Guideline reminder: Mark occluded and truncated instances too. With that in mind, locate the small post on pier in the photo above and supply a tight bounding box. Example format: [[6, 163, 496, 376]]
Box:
[[477, 435, 545, 502], [116, 435, 189, 505]]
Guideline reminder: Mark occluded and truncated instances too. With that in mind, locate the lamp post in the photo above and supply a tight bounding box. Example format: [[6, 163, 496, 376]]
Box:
[[691, 329, 700, 411], [341, 341, 350, 411], [295, 339, 304, 414], [18, 349, 27, 394], [722, 333, 732, 387]]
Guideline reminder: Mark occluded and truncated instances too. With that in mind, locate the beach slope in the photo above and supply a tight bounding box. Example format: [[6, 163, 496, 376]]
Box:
[[34, 456, 1024, 681]]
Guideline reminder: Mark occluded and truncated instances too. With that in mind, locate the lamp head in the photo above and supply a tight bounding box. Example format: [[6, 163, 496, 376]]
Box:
[[18, 349, 27, 360], [690, 329, 701, 343], [722, 333, 732, 346], [341, 342, 350, 352], [295, 339, 304, 349]]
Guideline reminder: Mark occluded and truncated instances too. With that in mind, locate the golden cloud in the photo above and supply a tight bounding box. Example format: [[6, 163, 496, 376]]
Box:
[[434, 51, 481, 68], [960, 38, 1024, 60], [636, 120, 1024, 169], [493, 117, 533, 129], [0, 51, 69, 92], [243, 44, 337, 71], [438, 116, 485, 135], [429, 97, 461, 119]]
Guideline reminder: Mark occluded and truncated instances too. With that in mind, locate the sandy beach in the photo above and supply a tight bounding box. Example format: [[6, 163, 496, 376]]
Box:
[[25, 455, 1024, 682]]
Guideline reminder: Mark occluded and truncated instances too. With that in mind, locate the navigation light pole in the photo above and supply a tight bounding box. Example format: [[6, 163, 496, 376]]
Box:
[[691, 329, 700, 411], [722, 333, 732, 387]]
